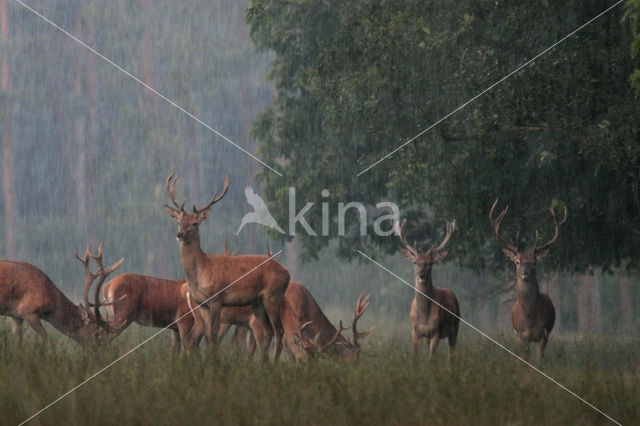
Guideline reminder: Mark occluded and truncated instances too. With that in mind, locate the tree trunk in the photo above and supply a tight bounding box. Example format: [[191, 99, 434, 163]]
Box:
[[1, 0, 16, 259], [237, 2, 257, 254], [85, 17, 99, 244], [285, 238, 299, 282], [618, 275, 633, 333], [475, 270, 494, 330], [73, 0, 87, 232], [497, 279, 514, 332], [577, 270, 601, 335], [546, 272, 561, 333]]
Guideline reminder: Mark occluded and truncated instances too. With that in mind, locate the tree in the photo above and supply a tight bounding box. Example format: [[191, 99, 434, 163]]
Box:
[[1, 0, 16, 259], [248, 0, 640, 272]]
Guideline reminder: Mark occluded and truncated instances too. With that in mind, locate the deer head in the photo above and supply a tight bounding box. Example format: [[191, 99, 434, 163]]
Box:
[[489, 198, 567, 283], [297, 293, 375, 360], [75, 243, 125, 339], [164, 173, 230, 242], [394, 219, 457, 280]]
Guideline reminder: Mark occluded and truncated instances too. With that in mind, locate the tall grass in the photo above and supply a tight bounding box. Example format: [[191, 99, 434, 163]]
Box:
[[0, 321, 637, 425]]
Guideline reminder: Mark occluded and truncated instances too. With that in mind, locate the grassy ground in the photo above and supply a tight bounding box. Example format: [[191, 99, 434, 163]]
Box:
[[0, 323, 638, 425]]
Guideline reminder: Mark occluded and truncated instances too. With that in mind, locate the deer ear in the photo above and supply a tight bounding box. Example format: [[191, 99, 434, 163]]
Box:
[[195, 207, 212, 223], [431, 250, 448, 263], [164, 205, 180, 221], [502, 248, 518, 263]]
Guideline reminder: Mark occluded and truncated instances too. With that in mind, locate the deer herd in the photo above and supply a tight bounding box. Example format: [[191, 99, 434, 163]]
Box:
[[0, 174, 568, 364]]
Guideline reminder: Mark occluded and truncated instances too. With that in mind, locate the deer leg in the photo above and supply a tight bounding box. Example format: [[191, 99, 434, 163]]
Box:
[[411, 328, 421, 358], [180, 317, 203, 356], [245, 327, 257, 359], [428, 335, 440, 361], [197, 304, 214, 345], [263, 294, 285, 363], [216, 322, 232, 346], [170, 329, 181, 353], [24, 314, 48, 344], [518, 336, 530, 360], [11, 317, 23, 344], [447, 334, 457, 360], [537, 334, 549, 363], [207, 302, 222, 352], [230, 326, 248, 353], [249, 307, 272, 362]]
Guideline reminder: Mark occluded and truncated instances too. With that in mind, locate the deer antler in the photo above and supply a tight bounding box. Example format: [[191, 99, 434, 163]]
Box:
[[489, 198, 518, 254], [193, 174, 230, 214], [352, 292, 375, 348], [318, 321, 351, 353], [534, 206, 568, 254], [427, 220, 457, 255], [165, 173, 186, 213], [75, 243, 124, 327], [222, 239, 238, 256], [394, 219, 418, 260]]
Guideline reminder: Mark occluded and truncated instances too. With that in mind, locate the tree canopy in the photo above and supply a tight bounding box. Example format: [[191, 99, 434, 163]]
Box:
[[247, 0, 640, 272]]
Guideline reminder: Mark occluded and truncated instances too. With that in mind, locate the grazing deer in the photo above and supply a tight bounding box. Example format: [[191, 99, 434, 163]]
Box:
[[0, 244, 122, 344], [286, 283, 375, 360], [489, 199, 567, 362], [101, 275, 203, 353], [220, 283, 375, 361], [395, 220, 460, 360], [164, 174, 290, 361]]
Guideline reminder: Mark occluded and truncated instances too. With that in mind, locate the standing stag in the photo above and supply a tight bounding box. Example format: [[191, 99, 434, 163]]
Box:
[[489, 199, 567, 362], [101, 275, 203, 353], [164, 174, 290, 361], [0, 244, 122, 344], [395, 220, 460, 360]]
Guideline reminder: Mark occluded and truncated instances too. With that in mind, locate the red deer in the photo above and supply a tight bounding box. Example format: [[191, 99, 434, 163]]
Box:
[[489, 199, 566, 362], [220, 283, 374, 361], [0, 244, 122, 344], [164, 174, 290, 361], [395, 219, 460, 360], [101, 275, 203, 353]]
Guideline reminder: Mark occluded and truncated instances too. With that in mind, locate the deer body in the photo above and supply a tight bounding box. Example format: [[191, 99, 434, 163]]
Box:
[[102, 274, 203, 352], [395, 220, 460, 360], [0, 261, 91, 343], [410, 271, 459, 356], [165, 174, 290, 362], [490, 199, 566, 361]]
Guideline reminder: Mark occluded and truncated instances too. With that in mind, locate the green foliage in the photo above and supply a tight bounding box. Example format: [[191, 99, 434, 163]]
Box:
[[248, 0, 640, 272], [627, 0, 640, 91]]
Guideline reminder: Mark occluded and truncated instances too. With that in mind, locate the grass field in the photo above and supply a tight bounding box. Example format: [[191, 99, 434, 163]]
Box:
[[0, 322, 638, 425]]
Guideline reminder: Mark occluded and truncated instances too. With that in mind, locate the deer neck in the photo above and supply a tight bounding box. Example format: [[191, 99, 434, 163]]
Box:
[[515, 272, 541, 316], [47, 293, 87, 339], [178, 231, 206, 287], [415, 270, 434, 309]]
